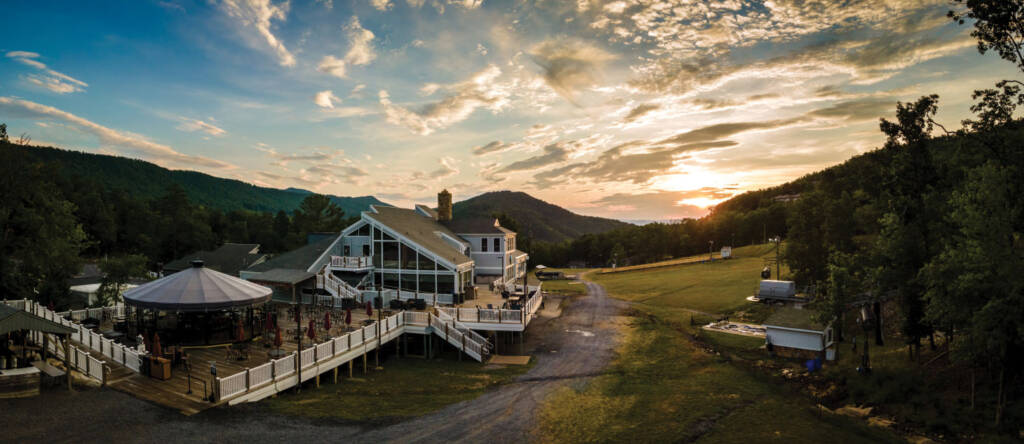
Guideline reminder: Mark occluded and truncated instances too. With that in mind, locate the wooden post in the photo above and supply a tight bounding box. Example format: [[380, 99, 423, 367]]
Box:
[[245, 368, 250, 390], [333, 366, 338, 384], [64, 335, 72, 391], [348, 359, 353, 378], [362, 350, 367, 374]]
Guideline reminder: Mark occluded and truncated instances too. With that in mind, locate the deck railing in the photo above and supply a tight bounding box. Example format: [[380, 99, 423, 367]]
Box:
[[214, 312, 475, 403], [330, 256, 372, 269]]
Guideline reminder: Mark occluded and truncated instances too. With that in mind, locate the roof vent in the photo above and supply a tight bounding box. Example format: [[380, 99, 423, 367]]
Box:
[[191, 260, 205, 268]]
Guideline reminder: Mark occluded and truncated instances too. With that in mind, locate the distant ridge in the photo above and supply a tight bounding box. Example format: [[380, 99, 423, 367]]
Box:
[[453, 191, 630, 243], [2, 143, 389, 216]]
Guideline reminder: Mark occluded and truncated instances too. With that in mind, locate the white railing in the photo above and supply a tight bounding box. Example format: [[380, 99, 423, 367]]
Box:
[[218, 371, 248, 399], [319, 266, 361, 299], [330, 256, 372, 269], [435, 309, 490, 350], [249, 362, 273, 388], [125, 349, 141, 372], [403, 311, 428, 325], [362, 324, 376, 341], [273, 354, 296, 378], [88, 355, 104, 381], [300, 347, 316, 369], [334, 334, 351, 354], [316, 341, 333, 362]]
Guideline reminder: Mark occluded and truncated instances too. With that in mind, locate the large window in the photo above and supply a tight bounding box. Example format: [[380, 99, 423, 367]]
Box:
[[400, 244, 417, 270], [382, 272, 399, 290], [418, 274, 436, 293], [437, 273, 454, 294], [401, 274, 417, 292], [493, 238, 500, 252], [356, 224, 370, 236], [382, 242, 399, 268], [417, 253, 436, 270], [481, 238, 488, 252]]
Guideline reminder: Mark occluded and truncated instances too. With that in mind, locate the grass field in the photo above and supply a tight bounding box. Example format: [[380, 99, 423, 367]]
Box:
[[590, 243, 784, 322], [262, 350, 531, 424], [538, 279, 587, 296], [537, 308, 898, 443]]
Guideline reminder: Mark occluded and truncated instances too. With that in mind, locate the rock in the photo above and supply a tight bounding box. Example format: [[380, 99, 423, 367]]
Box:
[[835, 404, 873, 418], [867, 416, 894, 428]]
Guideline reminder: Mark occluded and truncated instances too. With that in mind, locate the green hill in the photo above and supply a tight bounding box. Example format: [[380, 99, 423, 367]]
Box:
[[2, 143, 388, 216], [453, 191, 630, 242]]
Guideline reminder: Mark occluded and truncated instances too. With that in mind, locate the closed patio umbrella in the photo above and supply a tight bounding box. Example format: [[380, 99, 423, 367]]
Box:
[[274, 327, 283, 355], [324, 312, 331, 332], [366, 301, 372, 318], [307, 319, 316, 341], [345, 308, 351, 328], [235, 319, 245, 343], [152, 333, 163, 358]]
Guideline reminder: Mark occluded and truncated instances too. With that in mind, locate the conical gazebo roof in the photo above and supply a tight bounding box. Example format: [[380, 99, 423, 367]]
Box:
[[123, 260, 272, 312]]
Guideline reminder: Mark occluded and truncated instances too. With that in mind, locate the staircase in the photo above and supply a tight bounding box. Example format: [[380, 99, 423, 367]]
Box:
[[428, 313, 490, 362], [317, 265, 361, 300], [436, 308, 492, 355]]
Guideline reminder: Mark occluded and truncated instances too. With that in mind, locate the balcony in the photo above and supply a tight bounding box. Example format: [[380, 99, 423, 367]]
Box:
[[329, 255, 373, 270]]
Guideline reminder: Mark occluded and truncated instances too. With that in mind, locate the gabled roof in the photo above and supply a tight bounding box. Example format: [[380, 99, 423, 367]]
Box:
[[442, 216, 514, 235], [0, 304, 76, 336], [246, 236, 337, 274], [164, 243, 264, 276], [414, 204, 438, 219], [764, 307, 825, 332], [245, 268, 316, 285], [366, 206, 472, 267]]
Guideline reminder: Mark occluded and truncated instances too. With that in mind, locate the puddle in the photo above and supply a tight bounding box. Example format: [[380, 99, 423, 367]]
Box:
[[566, 329, 594, 337]]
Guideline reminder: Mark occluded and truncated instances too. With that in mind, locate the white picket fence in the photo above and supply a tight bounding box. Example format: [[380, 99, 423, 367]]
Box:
[[5, 298, 147, 383]]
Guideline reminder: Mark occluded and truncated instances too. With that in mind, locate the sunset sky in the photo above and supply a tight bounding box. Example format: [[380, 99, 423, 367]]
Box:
[[0, 0, 1018, 220]]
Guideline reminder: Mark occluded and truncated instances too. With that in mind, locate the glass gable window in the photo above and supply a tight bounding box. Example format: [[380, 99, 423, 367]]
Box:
[[400, 244, 417, 270], [356, 224, 370, 236], [417, 253, 436, 270], [382, 242, 399, 268], [401, 274, 417, 292], [382, 272, 399, 289]]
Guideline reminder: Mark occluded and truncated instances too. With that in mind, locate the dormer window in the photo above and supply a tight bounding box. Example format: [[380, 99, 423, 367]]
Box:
[[481, 238, 488, 252], [493, 238, 500, 252]]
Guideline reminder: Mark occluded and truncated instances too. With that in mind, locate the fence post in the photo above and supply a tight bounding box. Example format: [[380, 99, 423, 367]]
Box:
[[246, 368, 250, 390]]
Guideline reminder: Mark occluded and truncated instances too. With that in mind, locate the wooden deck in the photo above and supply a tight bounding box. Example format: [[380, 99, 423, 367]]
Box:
[[102, 307, 383, 415]]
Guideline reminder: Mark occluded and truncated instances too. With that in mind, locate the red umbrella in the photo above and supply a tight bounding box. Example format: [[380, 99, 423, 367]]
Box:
[[264, 311, 273, 331], [274, 327, 283, 354], [345, 308, 351, 327], [324, 311, 332, 331], [151, 333, 163, 358], [307, 319, 316, 341], [235, 319, 245, 343], [366, 301, 373, 318]]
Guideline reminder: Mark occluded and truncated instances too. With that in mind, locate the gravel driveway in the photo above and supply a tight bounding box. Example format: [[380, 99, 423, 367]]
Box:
[[0, 282, 626, 444]]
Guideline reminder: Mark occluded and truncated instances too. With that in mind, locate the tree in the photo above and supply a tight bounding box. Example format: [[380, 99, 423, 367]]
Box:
[[0, 123, 8, 143], [963, 80, 1023, 132], [951, 1, 1024, 73], [0, 155, 87, 306], [96, 254, 149, 306], [293, 194, 344, 234]]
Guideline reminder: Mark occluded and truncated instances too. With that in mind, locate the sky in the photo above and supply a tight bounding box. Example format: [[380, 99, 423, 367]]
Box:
[[0, 0, 1018, 221]]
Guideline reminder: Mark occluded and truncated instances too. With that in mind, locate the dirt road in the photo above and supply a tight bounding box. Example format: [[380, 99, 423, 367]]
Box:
[[0, 282, 626, 444]]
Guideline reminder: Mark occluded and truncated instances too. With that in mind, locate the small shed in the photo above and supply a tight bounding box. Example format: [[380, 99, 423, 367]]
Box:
[[757, 280, 797, 301], [764, 307, 834, 360], [720, 246, 732, 259]]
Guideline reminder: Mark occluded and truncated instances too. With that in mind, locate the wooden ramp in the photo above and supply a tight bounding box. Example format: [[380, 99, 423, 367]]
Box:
[[488, 355, 531, 365]]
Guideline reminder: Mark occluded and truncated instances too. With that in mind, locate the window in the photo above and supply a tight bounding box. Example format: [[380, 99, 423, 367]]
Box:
[[418, 274, 436, 293], [417, 253, 436, 270], [401, 274, 417, 292], [493, 238, 500, 252], [481, 238, 488, 252], [400, 244, 417, 270], [382, 272, 399, 289], [382, 242, 399, 268], [343, 245, 350, 256], [437, 273, 454, 294], [362, 244, 370, 256]]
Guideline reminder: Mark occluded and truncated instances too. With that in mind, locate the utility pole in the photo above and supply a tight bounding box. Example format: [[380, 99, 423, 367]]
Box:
[[773, 237, 781, 279], [708, 240, 714, 262]]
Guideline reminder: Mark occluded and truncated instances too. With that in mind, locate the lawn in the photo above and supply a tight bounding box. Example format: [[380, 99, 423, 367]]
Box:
[[261, 350, 532, 424], [538, 279, 587, 296], [590, 243, 785, 321], [537, 308, 899, 444]]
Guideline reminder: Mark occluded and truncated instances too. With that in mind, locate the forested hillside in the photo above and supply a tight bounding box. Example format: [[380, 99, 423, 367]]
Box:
[[453, 191, 630, 243], [0, 143, 386, 216]]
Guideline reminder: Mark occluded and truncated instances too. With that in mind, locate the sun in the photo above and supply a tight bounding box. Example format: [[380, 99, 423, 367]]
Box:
[[678, 196, 729, 208]]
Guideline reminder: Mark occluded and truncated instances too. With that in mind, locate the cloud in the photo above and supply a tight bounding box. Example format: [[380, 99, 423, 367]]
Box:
[[6, 51, 88, 94], [499, 142, 571, 173], [344, 17, 376, 66], [529, 38, 616, 101], [371, 0, 392, 11], [806, 98, 895, 122], [587, 190, 726, 219], [0, 97, 231, 169], [471, 140, 512, 156], [380, 65, 511, 135], [218, 0, 295, 67], [658, 118, 807, 146], [621, 103, 660, 123], [317, 55, 346, 78], [412, 157, 460, 180], [176, 118, 227, 136], [314, 90, 341, 109]]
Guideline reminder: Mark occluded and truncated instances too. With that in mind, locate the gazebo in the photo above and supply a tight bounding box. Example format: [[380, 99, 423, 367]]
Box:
[[122, 260, 272, 345]]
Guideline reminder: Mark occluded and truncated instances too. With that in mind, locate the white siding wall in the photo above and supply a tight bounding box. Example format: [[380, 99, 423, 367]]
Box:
[[765, 327, 824, 351], [462, 234, 505, 276]]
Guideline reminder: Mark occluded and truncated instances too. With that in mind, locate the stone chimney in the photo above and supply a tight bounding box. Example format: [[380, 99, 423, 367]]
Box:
[[437, 189, 452, 221]]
